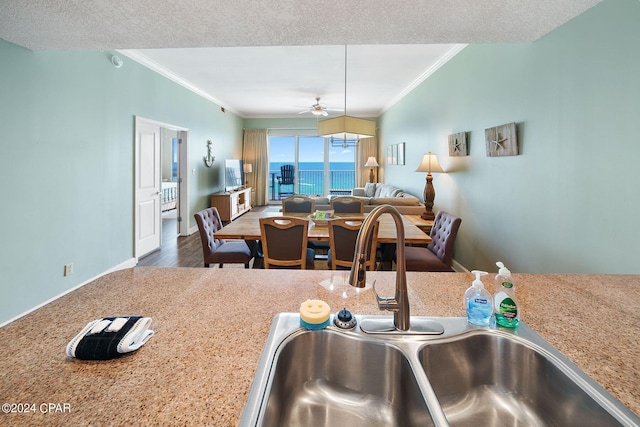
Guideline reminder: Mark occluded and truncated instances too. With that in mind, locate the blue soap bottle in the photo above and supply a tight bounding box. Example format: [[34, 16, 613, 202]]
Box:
[[464, 270, 493, 326]]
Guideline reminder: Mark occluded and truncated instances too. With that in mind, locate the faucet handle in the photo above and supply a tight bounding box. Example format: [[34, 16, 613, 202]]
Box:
[[372, 280, 400, 312]]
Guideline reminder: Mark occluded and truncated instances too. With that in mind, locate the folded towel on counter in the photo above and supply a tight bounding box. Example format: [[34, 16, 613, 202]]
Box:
[[66, 316, 154, 360]]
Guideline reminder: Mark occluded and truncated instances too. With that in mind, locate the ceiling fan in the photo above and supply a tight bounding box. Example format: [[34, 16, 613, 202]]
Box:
[[295, 97, 343, 117]]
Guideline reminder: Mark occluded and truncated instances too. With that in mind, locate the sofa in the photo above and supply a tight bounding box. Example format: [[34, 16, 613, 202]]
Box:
[[313, 183, 425, 215]]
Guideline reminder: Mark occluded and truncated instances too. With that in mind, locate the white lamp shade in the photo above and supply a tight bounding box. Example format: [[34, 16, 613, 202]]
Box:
[[364, 157, 379, 167], [317, 115, 376, 139], [415, 152, 444, 173], [243, 163, 253, 174]]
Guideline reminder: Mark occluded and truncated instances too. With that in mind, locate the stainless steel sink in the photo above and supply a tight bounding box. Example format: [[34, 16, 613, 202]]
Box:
[[419, 331, 631, 426], [260, 329, 434, 427], [239, 314, 640, 427]]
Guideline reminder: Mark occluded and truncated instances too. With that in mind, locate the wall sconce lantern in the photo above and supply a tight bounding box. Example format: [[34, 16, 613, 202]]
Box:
[[203, 140, 215, 167]]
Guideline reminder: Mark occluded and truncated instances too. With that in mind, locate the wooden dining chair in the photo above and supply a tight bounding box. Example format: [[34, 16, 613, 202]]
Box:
[[330, 196, 364, 214], [259, 216, 315, 269], [194, 207, 253, 268], [327, 218, 378, 270], [282, 195, 315, 214], [402, 210, 462, 272]]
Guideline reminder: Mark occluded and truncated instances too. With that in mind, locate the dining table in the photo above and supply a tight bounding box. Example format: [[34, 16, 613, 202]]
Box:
[[214, 210, 431, 268], [215, 211, 431, 244]]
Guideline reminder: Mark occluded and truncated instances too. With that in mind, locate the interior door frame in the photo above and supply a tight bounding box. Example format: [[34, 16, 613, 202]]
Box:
[[176, 129, 189, 236], [134, 116, 190, 260]]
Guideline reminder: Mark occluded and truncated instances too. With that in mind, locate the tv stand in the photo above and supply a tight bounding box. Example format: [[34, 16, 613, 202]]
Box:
[[210, 187, 251, 222]]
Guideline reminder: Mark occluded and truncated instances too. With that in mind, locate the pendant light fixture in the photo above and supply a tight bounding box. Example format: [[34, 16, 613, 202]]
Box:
[[317, 46, 376, 140]]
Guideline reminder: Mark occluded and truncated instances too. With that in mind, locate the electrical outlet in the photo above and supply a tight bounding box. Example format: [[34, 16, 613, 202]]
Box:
[[64, 263, 73, 276]]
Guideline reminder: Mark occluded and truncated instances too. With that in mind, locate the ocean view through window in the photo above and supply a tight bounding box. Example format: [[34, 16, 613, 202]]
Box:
[[269, 135, 355, 201]]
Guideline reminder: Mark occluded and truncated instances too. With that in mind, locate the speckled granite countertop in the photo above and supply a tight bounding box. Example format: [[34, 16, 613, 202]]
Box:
[[0, 268, 638, 426]]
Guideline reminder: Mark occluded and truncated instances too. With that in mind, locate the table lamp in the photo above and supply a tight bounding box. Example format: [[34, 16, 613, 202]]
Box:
[[364, 157, 379, 183], [415, 152, 444, 220], [243, 163, 253, 187]]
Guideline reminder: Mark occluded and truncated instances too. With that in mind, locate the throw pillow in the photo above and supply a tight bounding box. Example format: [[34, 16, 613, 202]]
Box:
[[390, 188, 403, 197], [364, 183, 376, 197]]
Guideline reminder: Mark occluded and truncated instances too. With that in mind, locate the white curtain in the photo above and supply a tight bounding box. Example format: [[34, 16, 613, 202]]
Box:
[[356, 136, 378, 187], [242, 129, 268, 206]]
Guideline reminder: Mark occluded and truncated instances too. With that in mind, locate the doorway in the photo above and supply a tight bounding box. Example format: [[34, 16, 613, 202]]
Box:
[[134, 117, 189, 260], [160, 129, 179, 240]]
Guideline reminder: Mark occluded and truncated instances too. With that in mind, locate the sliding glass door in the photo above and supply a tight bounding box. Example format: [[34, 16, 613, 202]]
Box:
[[268, 134, 355, 202]]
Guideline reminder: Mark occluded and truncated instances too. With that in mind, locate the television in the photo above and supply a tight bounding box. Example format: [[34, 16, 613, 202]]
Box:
[[224, 159, 244, 192]]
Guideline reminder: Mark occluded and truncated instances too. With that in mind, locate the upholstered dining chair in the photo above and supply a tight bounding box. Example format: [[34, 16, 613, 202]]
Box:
[[194, 207, 253, 268], [402, 210, 462, 272], [327, 218, 378, 270], [259, 216, 315, 269], [282, 195, 315, 214], [330, 196, 364, 214]]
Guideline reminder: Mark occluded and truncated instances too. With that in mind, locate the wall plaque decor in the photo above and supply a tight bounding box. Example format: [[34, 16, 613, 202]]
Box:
[[387, 146, 393, 164], [397, 143, 405, 165], [204, 139, 216, 167], [485, 122, 518, 157], [448, 132, 467, 156]]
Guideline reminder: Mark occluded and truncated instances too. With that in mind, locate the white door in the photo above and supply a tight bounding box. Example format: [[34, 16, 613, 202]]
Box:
[[135, 118, 162, 258]]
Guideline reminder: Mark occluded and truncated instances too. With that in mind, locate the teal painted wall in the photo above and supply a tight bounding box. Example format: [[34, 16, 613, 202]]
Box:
[[0, 41, 243, 324], [379, 0, 640, 274], [244, 117, 320, 130]]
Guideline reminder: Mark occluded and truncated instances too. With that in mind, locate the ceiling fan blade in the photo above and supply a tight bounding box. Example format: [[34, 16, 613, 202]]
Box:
[[297, 110, 311, 114], [321, 111, 329, 116]]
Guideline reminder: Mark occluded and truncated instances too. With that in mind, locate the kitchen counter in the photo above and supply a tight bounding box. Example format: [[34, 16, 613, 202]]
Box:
[[0, 268, 638, 426]]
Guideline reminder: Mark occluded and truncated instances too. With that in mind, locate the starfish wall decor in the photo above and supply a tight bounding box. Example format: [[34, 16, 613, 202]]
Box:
[[448, 132, 468, 156], [485, 122, 518, 157]]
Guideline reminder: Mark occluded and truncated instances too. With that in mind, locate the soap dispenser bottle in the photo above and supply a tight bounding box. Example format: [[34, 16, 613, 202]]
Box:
[[464, 270, 493, 326], [494, 261, 519, 328]]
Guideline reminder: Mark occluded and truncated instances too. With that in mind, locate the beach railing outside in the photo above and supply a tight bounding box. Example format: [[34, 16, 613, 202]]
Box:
[[269, 169, 355, 201]]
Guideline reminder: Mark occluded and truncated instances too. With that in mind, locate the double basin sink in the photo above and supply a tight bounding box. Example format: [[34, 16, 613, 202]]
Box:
[[240, 313, 639, 426]]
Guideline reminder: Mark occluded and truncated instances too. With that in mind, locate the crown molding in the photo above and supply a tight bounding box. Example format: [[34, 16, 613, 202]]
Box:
[[381, 44, 468, 114], [117, 49, 242, 117]]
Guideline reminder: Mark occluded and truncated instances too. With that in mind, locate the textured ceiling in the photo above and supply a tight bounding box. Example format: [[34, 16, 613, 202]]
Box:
[[0, 0, 603, 117]]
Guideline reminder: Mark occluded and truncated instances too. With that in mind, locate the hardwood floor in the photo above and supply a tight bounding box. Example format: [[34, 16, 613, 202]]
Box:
[[137, 216, 205, 268], [137, 206, 334, 269], [137, 206, 278, 269]]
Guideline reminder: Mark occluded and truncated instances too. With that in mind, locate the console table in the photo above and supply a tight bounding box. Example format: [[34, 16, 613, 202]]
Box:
[[210, 187, 251, 222], [405, 215, 434, 234]]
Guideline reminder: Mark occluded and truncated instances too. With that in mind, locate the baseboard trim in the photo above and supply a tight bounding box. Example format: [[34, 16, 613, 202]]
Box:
[[0, 258, 137, 329], [452, 259, 469, 273]]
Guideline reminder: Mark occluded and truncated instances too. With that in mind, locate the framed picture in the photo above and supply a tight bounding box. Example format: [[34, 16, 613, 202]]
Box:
[[448, 132, 467, 156], [397, 143, 405, 165], [486, 122, 518, 156], [391, 144, 398, 165], [387, 146, 393, 164]]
